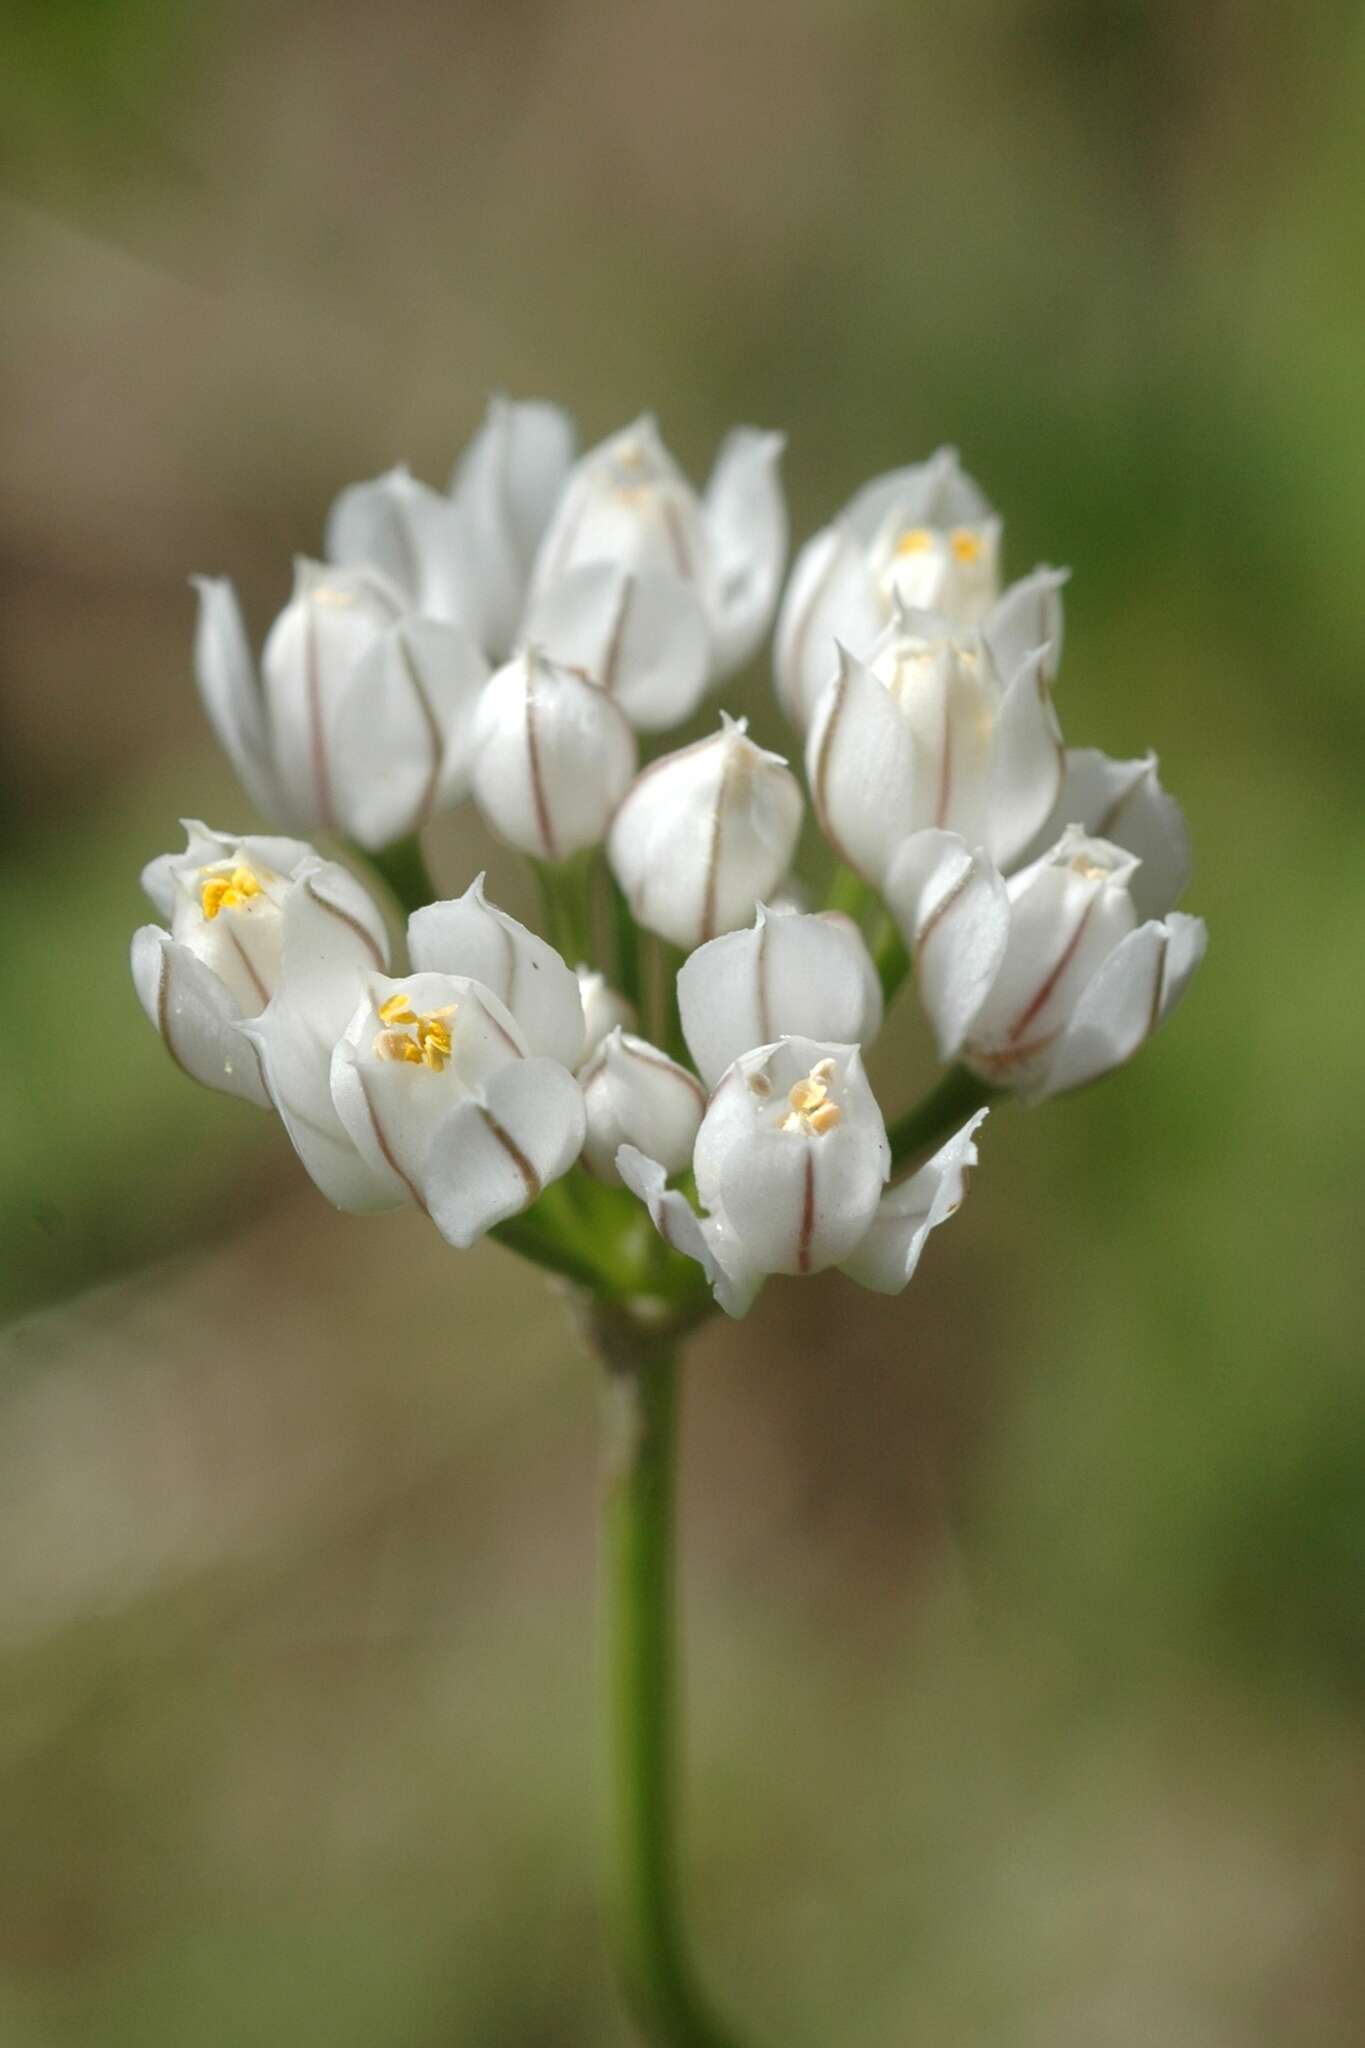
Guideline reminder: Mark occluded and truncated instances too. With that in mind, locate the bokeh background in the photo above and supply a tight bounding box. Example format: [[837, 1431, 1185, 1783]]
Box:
[[4, 2, 1365, 2041]]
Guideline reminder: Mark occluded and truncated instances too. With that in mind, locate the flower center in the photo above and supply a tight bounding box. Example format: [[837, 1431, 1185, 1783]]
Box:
[[779, 1059, 842, 1137], [1069, 851, 1115, 882], [200, 865, 264, 920], [373, 992, 457, 1072]]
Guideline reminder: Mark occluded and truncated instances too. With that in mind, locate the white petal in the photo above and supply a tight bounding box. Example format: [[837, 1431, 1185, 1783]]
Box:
[[841, 449, 993, 544], [131, 925, 271, 1108], [982, 566, 1068, 686], [580, 1031, 705, 1182], [451, 398, 577, 654], [884, 831, 1011, 1059], [985, 645, 1065, 868], [806, 645, 915, 885], [702, 427, 788, 675], [577, 969, 636, 1062], [423, 1057, 586, 1247], [471, 651, 638, 862], [407, 873, 584, 1068], [608, 715, 803, 950], [615, 1146, 764, 1319], [677, 904, 882, 1091], [522, 562, 710, 730], [773, 525, 884, 729], [1040, 912, 1207, 1098], [191, 578, 285, 823], [840, 1110, 987, 1294], [325, 467, 476, 628], [714, 1043, 887, 1274], [327, 617, 489, 849], [1020, 749, 1192, 920]]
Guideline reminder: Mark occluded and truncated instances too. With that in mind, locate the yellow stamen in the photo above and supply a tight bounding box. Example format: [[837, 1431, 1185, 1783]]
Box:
[[894, 526, 935, 557], [1070, 854, 1111, 882], [200, 865, 264, 920], [950, 528, 983, 564], [372, 997, 457, 1072], [779, 1059, 842, 1136]]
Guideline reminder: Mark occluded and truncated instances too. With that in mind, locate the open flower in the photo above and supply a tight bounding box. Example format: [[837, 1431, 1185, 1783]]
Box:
[[330, 972, 586, 1245], [194, 564, 488, 848], [608, 714, 803, 949], [524, 416, 788, 728], [580, 1030, 705, 1185], [886, 824, 1207, 1099], [1016, 747, 1192, 922], [131, 822, 388, 1109], [774, 445, 1065, 730], [806, 603, 1063, 885], [677, 903, 883, 1090], [619, 1038, 986, 1317], [407, 872, 587, 1071]]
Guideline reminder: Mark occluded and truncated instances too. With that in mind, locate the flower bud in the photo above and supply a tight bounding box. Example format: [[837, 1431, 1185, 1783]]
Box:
[[580, 1030, 705, 1184], [807, 606, 1062, 884], [576, 968, 636, 1063], [607, 714, 803, 950], [677, 904, 883, 1090], [204, 562, 488, 847], [330, 971, 585, 1244], [886, 824, 1207, 1099], [526, 417, 787, 725], [470, 649, 637, 862]]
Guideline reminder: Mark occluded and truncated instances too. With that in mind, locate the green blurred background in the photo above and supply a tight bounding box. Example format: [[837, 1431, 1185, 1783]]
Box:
[[3, 1, 1364, 2041]]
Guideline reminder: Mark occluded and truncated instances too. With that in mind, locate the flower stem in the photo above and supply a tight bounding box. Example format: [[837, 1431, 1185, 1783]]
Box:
[[886, 1063, 998, 1174], [599, 1333, 750, 2048]]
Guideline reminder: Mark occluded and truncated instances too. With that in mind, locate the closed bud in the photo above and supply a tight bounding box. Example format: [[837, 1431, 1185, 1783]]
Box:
[[886, 824, 1207, 1099], [580, 1030, 705, 1184], [807, 606, 1062, 885], [470, 648, 637, 862], [608, 714, 803, 950]]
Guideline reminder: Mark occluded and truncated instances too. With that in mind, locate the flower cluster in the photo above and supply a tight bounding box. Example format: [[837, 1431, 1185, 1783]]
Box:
[[134, 403, 1205, 1318]]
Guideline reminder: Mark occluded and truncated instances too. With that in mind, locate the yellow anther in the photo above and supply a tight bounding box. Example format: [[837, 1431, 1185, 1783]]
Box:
[[374, 1029, 423, 1064], [779, 1060, 842, 1136], [1069, 853, 1111, 882], [372, 998, 457, 1072], [895, 526, 935, 557], [950, 528, 983, 564], [200, 865, 263, 920]]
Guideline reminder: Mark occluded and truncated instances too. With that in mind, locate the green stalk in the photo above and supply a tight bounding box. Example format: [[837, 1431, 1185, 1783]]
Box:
[[599, 1336, 752, 2048], [366, 832, 437, 920], [886, 1064, 998, 1174]]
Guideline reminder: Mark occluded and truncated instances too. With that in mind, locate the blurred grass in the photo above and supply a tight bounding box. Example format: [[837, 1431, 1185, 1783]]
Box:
[[3, 0, 1365, 2041]]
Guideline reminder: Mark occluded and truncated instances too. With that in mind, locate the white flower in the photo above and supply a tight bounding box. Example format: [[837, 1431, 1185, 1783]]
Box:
[[470, 648, 637, 861], [131, 822, 388, 1110], [806, 603, 1063, 885], [194, 563, 488, 849], [886, 824, 1207, 1099], [677, 903, 883, 1091], [407, 872, 586, 1071], [618, 1038, 986, 1317], [580, 1030, 705, 1184], [326, 398, 577, 660], [774, 443, 1066, 729], [330, 973, 586, 1245], [576, 968, 636, 1063], [524, 416, 787, 728], [1016, 747, 1191, 923], [607, 714, 803, 950]]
